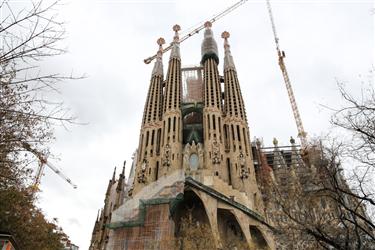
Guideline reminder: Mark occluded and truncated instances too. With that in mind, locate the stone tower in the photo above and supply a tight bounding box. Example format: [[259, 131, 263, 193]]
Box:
[[91, 23, 276, 250]]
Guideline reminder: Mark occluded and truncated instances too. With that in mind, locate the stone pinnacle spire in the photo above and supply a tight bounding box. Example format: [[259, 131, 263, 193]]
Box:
[[170, 24, 181, 59], [117, 161, 126, 192], [112, 166, 116, 182], [122, 160, 126, 175], [221, 31, 236, 71], [201, 21, 219, 64], [152, 37, 165, 77]]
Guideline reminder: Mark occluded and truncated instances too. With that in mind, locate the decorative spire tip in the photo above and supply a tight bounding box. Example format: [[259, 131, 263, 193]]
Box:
[[221, 31, 230, 39], [273, 138, 278, 146], [290, 136, 296, 144], [173, 24, 181, 32], [157, 37, 165, 47], [204, 21, 212, 28]]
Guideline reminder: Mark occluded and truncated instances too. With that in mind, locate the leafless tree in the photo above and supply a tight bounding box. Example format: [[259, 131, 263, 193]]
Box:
[[267, 82, 375, 249], [0, 0, 83, 186], [0, 0, 82, 248]]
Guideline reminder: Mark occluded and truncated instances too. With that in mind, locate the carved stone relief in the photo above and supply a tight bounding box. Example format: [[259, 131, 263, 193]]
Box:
[[162, 143, 171, 167], [212, 139, 221, 164], [238, 151, 249, 179], [183, 141, 204, 175], [137, 159, 148, 183]]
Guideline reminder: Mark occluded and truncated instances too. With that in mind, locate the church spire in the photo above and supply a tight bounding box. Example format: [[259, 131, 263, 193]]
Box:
[[170, 24, 180, 60], [222, 31, 246, 121], [142, 38, 165, 125], [201, 21, 219, 65], [160, 24, 183, 176], [116, 161, 126, 192], [152, 37, 165, 77], [112, 166, 116, 182], [221, 31, 236, 71]]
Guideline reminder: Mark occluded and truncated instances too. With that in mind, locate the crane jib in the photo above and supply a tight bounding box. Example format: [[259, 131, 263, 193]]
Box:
[[143, 0, 249, 64]]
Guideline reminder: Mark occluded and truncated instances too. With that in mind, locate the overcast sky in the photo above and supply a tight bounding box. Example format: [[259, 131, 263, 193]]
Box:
[[22, 0, 374, 248]]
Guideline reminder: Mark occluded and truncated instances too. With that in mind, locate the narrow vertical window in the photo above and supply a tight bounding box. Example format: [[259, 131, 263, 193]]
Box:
[[146, 131, 149, 146], [231, 125, 235, 140], [168, 118, 171, 133], [227, 158, 232, 185], [173, 117, 176, 132], [151, 130, 155, 146], [237, 125, 241, 142], [155, 161, 159, 181]]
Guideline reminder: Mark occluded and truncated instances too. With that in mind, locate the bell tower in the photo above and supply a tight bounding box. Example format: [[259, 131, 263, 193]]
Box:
[[160, 25, 183, 176], [201, 21, 226, 180], [221, 31, 262, 208], [133, 37, 165, 194]]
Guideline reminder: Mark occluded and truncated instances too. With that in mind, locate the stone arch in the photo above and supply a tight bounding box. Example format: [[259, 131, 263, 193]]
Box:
[[249, 225, 269, 249], [172, 189, 215, 249], [217, 208, 248, 249]]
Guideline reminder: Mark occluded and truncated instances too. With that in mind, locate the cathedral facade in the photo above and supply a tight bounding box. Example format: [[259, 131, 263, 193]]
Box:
[[89, 22, 351, 250]]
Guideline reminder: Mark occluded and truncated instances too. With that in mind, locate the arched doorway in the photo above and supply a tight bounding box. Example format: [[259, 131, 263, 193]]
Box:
[[217, 208, 249, 249], [249, 225, 269, 249], [172, 190, 215, 250]]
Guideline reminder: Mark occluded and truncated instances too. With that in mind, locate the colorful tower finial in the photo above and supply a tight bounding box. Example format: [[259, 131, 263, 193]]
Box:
[[221, 31, 236, 70], [157, 37, 165, 51], [204, 21, 212, 28], [152, 37, 165, 77], [170, 24, 181, 59], [173, 24, 181, 42], [221, 30, 230, 41]]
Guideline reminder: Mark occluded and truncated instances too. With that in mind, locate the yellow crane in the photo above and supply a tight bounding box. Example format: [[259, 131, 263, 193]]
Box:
[[22, 142, 77, 193], [266, 0, 308, 148], [143, 0, 249, 64]]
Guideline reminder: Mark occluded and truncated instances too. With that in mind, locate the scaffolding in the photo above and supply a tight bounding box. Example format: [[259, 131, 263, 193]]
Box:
[[182, 66, 203, 103]]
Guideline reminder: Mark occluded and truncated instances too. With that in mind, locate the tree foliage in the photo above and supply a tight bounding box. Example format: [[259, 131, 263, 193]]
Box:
[[0, 0, 79, 248]]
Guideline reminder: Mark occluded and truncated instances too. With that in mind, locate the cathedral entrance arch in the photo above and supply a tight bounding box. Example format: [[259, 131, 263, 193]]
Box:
[[249, 225, 269, 249], [217, 208, 248, 249], [172, 189, 215, 249]]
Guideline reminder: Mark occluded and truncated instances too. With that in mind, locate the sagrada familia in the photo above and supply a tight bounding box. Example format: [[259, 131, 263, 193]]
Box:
[[88, 22, 356, 250]]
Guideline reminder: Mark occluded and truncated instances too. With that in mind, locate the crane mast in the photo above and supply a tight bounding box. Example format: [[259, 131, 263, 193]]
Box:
[[266, 0, 307, 148], [143, 0, 249, 64]]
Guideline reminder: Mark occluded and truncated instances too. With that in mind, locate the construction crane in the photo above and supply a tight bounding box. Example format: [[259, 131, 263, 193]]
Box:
[[22, 142, 78, 192], [266, 0, 308, 148], [143, 0, 249, 64]]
